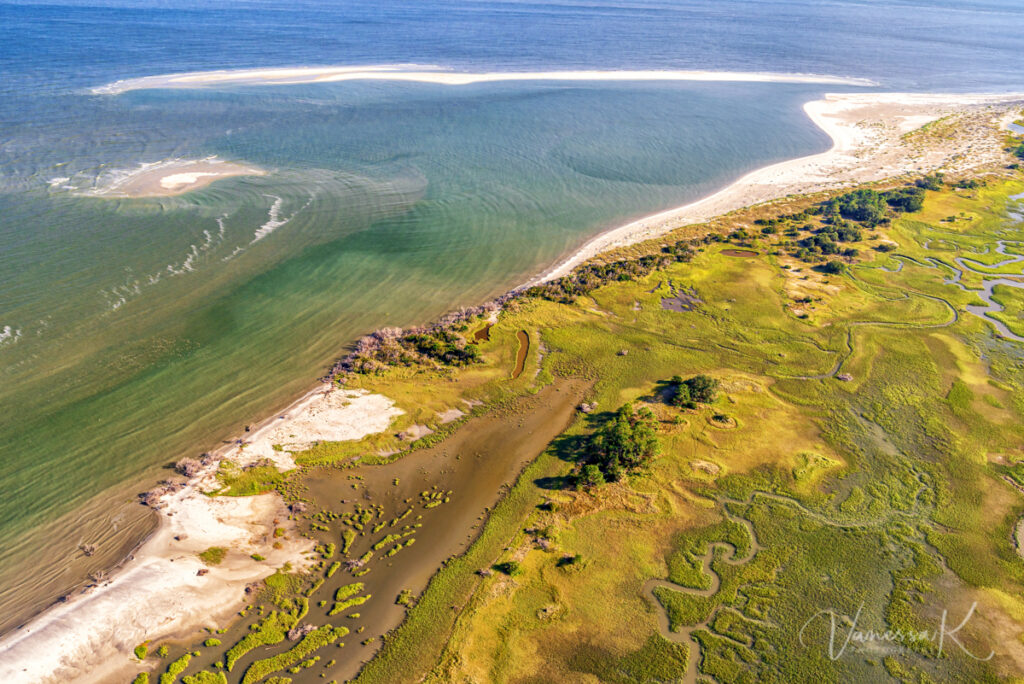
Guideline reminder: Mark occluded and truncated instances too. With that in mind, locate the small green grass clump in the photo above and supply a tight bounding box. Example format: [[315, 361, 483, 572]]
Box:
[[182, 671, 228, 684], [241, 625, 348, 684], [341, 529, 356, 554], [159, 653, 191, 684], [224, 610, 297, 671], [328, 583, 371, 616], [198, 547, 227, 566]]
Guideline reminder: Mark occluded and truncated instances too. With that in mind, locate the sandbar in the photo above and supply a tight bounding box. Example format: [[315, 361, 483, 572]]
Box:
[[88, 158, 265, 198], [93, 65, 877, 94]]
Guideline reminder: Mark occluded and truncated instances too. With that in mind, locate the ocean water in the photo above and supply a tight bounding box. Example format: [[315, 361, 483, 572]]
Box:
[[1, 0, 1022, 630]]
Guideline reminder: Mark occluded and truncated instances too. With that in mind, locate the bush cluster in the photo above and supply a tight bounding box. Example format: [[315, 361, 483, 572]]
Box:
[[524, 254, 674, 304], [667, 374, 720, 409], [576, 403, 661, 487]]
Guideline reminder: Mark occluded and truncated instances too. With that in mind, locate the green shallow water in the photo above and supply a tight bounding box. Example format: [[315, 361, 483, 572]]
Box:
[[0, 80, 830, 621]]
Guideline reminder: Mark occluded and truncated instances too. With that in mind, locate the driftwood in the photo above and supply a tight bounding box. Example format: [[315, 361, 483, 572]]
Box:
[[175, 457, 203, 478]]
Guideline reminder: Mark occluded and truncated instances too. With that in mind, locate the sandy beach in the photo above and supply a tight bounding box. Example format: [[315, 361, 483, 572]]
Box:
[[2, 89, 1022, 683], [526, 92, 1024, 286], [92, 65, 877, 94], [86, 157, 265, 198], [0, 387, 403, 684]]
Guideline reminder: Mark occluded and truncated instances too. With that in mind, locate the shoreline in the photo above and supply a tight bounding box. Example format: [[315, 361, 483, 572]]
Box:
[[2, 90, 1022, 683], [91, 65, 877, 95], [523, 91, 1024, 288]]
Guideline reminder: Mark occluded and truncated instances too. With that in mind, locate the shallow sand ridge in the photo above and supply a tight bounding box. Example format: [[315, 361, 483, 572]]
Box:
[[92, 66, 878, 94], [87, 158, 266, 198]]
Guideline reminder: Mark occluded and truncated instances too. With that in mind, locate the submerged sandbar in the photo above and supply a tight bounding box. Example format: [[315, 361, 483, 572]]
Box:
[[90, 158, 265, 198]]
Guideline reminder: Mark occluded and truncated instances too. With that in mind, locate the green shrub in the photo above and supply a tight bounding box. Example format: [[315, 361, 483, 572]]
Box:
[[159, 653, 191, 684], [492, 561, 521, 576], [241, 625, 348, 684], [198, 547, 227, 566]]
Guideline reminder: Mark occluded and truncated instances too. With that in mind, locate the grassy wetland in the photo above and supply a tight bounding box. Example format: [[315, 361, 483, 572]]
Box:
[[125, 149, 1024, 682]]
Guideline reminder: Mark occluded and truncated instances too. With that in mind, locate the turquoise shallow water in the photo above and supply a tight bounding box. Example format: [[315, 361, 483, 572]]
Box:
[[1, 0, 1023, 628], [0, 78, 833, 622]]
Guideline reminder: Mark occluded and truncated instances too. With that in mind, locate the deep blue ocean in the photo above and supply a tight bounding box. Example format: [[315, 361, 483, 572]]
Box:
[[0, 0, 1022, 630]]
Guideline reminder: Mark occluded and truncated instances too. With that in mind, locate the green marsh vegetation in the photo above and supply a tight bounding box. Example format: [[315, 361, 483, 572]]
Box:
[[357, 169, 1024, 683], [140, 166, 1024, 683]]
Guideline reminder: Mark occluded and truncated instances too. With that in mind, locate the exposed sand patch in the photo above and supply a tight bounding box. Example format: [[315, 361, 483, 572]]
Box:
[[93, 66, 876, 94], [221, 387, 405, 471], [438, 408, 465, 424], [398, 424, 434, 441], [0, 385, 403, 684], [86, 157, 265, 198], [526, 92, 1024, 286]]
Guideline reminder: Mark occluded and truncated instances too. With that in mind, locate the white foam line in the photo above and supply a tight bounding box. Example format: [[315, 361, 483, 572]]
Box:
[[93, 65, 877, 94], [252, 195, 286, 242], [0, 325, 21, 347]]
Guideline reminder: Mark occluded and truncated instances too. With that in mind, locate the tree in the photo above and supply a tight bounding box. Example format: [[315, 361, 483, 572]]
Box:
[[820, 260, 845, 275], [883, 186, 925, 213], [684, 375, 719, 403], [1016, 143, 1024, 160], [668, 375, 694, 408], [586, 403, 661, 480], [577, 464, 605, 489]]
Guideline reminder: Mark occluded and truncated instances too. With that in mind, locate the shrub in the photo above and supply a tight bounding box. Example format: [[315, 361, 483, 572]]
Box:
[[883, 186, 925, 212], [134, 642, 149, 660], [493, 561, 521, 576], [159, 653, 191, 684], [198, 547, 227, 566], [577, 464, 605, 489], [204, 638, 221, 647], [820, 260, 846, 275], [241, 625, 348, 684]]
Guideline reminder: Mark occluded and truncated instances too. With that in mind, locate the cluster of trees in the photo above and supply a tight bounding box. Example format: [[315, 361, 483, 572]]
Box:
[[823, 186, 926, 227], [796, 223, 862, 258], [667, 374, 720, 409], [404, 330, 481, 366], [341, 325, 483, 374], [523, 254, 674, 304], [576, 403, 661, 488]]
